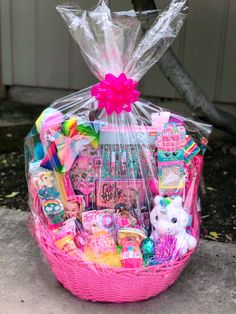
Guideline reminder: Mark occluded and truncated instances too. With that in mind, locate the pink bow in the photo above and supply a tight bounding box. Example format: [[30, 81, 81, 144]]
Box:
[[91, 73, 140, 115]]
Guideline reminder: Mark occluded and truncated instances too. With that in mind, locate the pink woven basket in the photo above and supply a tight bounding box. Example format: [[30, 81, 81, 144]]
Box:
[[28, 155, 202, 303], [30, 198, 199, 303]]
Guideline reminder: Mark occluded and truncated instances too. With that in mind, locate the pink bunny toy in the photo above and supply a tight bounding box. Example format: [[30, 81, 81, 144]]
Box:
[[150, 196, 197, 256]]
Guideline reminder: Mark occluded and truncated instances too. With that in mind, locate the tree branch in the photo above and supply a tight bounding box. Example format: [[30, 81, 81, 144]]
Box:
[[132, 0, 156, 11], [132, 0, 236, 136], [158, 49, 236, 135]]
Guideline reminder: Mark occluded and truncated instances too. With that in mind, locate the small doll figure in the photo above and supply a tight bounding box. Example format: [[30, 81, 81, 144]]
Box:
[[124, 187, 137, 208], [114, 186, 141, 228], [114, 207, 137, 229], [65, 196, 85, 222], [115, 186, 138, 209]]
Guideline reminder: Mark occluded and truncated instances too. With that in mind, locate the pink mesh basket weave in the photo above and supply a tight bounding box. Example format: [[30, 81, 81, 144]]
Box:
[[30, 198, 199, 303]]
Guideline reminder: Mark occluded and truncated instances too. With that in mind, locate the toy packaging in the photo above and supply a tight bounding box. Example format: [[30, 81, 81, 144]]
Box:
[[25, 0, 212, 303]]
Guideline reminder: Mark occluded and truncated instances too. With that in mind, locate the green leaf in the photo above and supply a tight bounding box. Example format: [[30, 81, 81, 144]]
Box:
[[5, 192, 19, 198]]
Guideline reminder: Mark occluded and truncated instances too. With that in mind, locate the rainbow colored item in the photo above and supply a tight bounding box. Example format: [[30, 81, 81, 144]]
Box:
[[77, 123, 100, 149], [184, 135, 201, 164], [36, 108, 64, 133], [54, 133, 89, 172], [40, 142, 64, 173], [42, 199, 65, 227], [62, 116, 78, 137], [40, 128, 92, 173], [62, 120, 106, 150]]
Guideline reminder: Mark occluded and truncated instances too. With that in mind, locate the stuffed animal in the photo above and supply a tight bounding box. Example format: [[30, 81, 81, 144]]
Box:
[[150, 196, 197, 256]]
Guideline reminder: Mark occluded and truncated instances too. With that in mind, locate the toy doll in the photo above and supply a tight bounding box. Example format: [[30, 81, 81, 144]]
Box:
[[114, 207, 137, 229], [114, 186, 141, 219], [65, 196, 85, 222]]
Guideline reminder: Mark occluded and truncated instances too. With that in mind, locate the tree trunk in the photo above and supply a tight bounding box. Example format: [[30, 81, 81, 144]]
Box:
[[159, 48, 236, 135], [132, 0, 236, 136], [132, 0, 156, 11]]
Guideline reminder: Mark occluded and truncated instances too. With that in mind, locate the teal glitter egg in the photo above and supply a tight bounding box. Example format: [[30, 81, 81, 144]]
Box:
[[141, 238, 155, 257]]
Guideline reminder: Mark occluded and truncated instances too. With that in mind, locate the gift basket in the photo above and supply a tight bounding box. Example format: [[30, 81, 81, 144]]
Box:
[[25, 0, 212, 303]]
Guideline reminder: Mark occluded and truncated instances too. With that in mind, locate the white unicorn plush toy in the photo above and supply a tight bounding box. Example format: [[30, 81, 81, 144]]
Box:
[[150, 196, 197, 256]]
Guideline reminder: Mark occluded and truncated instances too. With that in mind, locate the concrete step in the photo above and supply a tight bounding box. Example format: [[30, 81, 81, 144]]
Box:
[[0, 207, 235, 314]]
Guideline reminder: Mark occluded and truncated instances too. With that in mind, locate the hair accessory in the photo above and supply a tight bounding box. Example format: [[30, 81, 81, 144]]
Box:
[[77, 123, 100, 148], [40, 142, 64, 173], [36, 108, 63, 133], [62, 116, 78, 137]]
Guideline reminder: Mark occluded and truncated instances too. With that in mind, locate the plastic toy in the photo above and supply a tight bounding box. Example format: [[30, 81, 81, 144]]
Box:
[[118, 228, 146, 268], [156, 123, 186, 196], [120, 239, 143, 268], [141, 238, 155, 265]]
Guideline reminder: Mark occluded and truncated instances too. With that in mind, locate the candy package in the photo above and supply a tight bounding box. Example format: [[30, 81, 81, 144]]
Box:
[[25, 0, 212, 303]]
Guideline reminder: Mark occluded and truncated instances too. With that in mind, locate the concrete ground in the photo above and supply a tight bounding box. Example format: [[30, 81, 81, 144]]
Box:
[[0, 208, 236, 314]]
